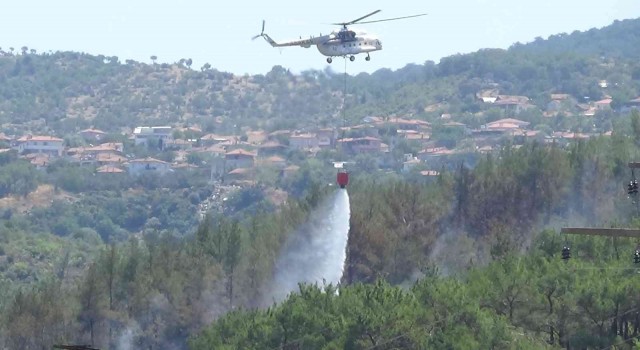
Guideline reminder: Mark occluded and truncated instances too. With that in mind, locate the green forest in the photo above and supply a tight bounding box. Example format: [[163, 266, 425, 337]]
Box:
[[2, 17, 640, 350], [3, 113, 640, 348]]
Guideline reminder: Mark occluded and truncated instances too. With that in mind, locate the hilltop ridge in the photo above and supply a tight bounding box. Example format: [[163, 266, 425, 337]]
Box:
[[0, 17, 638, 136]]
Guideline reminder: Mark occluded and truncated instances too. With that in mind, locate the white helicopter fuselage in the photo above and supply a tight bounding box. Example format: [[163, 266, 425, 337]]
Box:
[[258, 27, 382, 62], [254, 10, 425, 63], [316, 31, 382, 57]]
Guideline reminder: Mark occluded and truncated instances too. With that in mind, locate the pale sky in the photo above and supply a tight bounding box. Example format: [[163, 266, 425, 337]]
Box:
[[2, 0, 639, 75]]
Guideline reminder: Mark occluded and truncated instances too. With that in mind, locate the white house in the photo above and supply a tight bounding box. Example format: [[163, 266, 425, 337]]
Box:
[[133, 126, 173, 148], [402, 158, 421, 173], [14, 135, 64, 156]]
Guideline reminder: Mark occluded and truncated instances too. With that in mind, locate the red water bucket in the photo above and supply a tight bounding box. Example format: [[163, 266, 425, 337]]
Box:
[[336, 171, 349, 189]]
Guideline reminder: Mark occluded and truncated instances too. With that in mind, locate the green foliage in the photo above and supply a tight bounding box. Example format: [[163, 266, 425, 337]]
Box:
[[3, 19, 640, 349], [0, 191, 320, 348], [6, 188, 201, 241], [191, 279, 548, 349], [224, 186, 272, 216], [0, 159, 40, 197]]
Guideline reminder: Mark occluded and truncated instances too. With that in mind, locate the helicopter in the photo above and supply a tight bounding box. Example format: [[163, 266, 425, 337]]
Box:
[[252, 10, 427, 64]]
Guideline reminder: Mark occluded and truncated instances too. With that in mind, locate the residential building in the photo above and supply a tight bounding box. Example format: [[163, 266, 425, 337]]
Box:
[[315, 128, 337, 148], [547, 93, 575, 112], [443, 121, 471, 135], [227, 167, 254, 183], [402, 158, 421, 173], [417, 147, 455, 161], [25, 153, 50, 169], [67, 143, 124, 157], [200, 133, 236, 147], [133, 126, 173, 148], [14, 135, 64, 156], [289, 133, 319, 150], [476, 89, 500, 103], [79, 128, 106, 142], [268, 130, 292, 140], [348, 124, 380, 137], [164, 139, 194, 150], [258, 140, 287, 156], [225, 149, 256, 169], [481, 118, 530, 132], [128, 157, 171, 176], [493, 95, 535, 113], [376, 117, 431, 131], [594, 98, 612, 111], [96, 153, 128, 167], [96, 165, 125, 174], [337, 137, 383, 154]]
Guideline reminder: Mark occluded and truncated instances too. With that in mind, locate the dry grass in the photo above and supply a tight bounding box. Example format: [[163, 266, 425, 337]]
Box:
[[0, 184, 77, 213]]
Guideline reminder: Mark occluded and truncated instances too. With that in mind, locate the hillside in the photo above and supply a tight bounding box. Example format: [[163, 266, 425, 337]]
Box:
[[3, 17, 640, 350], [0, 17, 639, 137], [510, 17, 640, 58]]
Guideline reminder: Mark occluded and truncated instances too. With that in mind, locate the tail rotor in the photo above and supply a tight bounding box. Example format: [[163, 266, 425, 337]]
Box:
[[251, 20, 266, 40]]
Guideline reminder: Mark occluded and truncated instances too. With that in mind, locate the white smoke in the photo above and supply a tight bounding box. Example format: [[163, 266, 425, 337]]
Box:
[[263, 190, 350, 305], [115, 321, 141, 350]]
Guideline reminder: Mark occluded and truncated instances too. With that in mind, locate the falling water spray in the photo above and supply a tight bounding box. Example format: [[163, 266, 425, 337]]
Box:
[[262, 189, 351, 305]]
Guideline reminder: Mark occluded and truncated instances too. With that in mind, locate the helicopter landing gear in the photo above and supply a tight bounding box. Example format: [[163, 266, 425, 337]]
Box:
[[365, 54, 370, 61], [327, 57, 332, 64], [349, 55, 355, 62]]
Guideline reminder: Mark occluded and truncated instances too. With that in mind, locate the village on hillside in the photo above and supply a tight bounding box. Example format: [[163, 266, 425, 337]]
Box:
[[1, 87, 639, 186]]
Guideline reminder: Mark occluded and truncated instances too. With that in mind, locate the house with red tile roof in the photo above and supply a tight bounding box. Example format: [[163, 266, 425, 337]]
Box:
[[14, 135, 64, 157], [482, 118, 530, 131], [227, 167, 254, 182], [417, 147, 456, 161], [200, 133, 237, 147], [375, 117, 431, 131], [289, 133, 319, 150], [96, 153, 128, 167], [79, 128, 106, 142], [96, 165, 125, 174], [493, 95, 536, 113], [258, 140, 287, 156], [225, 149, 256, 169], [594, 98, 612, 111], [337, 136, 384, 154]]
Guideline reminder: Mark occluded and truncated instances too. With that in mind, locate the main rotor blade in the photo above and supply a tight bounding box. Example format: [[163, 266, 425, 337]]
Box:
[[355, 13, 428, 25], [333, 9, 381, 26]]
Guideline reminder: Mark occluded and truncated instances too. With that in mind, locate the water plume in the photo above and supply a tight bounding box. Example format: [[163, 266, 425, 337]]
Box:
[[263, 189, 350, 305]]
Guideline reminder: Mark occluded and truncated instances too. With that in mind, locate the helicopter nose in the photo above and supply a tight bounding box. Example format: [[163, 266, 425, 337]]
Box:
[[376, 40, 382, 49]]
